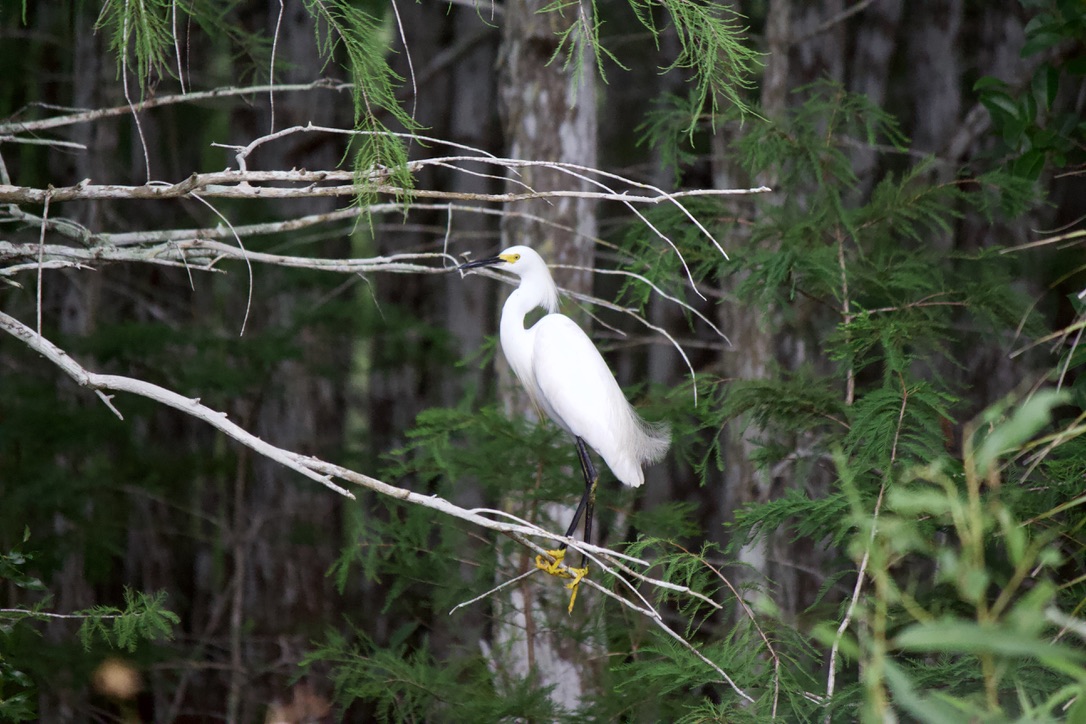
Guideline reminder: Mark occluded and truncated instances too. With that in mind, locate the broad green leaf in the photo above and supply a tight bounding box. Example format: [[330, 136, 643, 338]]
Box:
[[980, 90, 1022, 121], [1032, 65, 1060, 111], [884, 659, 970, 724], [973, 75, 1008, 92], [974, 390, 1069, 475], [895, 620, 1086, 679]]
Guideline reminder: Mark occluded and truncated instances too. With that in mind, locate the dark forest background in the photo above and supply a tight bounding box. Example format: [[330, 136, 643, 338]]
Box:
[[1, 0, 1085, 721]]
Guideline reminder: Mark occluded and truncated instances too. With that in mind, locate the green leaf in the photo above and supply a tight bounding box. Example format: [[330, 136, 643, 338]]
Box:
[[95, 0, 174, 89], [980, 90, 1022, 121], [1032, 65, 1060, 111], [894, 620, 1086, 679], [973, 389, 1069, 475], [1012, 148, 1047, 180], [972, 75, 1008, 93], [1022, 30, 1064, 57], [884, 659, 969, 724]]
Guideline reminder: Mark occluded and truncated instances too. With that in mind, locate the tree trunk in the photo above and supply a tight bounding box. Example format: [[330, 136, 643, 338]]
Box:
[[490, 0, 599, 709], [712, 0, 853, 621], [849, 0, 904, 197]]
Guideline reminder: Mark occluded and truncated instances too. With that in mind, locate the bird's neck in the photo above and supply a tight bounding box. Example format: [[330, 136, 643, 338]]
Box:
[[500, 287, 539, 344], [499, 282, 551, 388], [502, 284, 536, 319], [500, 273, 558, 331]]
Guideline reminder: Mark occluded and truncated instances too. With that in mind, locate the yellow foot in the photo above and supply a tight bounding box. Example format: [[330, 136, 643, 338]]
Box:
[[564, 565, 589, 614], [534, 549, 589, 614], [534, 548, 568, 577]]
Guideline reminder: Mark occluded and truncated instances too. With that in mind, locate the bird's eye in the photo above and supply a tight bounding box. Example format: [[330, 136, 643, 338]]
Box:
[[510, 254, 521, 262]]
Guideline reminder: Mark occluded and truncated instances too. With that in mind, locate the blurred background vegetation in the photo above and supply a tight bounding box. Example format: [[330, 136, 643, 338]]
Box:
[[1, 0, 1084, 721]]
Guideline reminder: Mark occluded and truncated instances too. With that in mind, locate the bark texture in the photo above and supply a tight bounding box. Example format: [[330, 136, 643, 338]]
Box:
[[491, 0, 600, 709]]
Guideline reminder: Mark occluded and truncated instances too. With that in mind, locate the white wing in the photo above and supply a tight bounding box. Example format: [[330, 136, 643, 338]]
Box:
[[531, 314, 668, 487]]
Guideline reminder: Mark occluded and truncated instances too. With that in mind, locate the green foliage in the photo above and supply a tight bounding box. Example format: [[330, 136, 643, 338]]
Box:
[[843, 381, 955, 467], [733, 81, 907, 189], [1, 537, 177, 719], [636, 0, 761, 128], [0, 532, 43, 721], [973, 0, 1086, 180], [303, 0, 418, 204], [636, 93, 706, 183], [75, 589, 179, 653], [0, 529, 46, 595], [90, 0, 268, 91], [972, 388, 1070, 475], [852, 408, 1086, 721], [0, 262, 355, 719], [95, 0, 175, 87], [10, 2, 1084, 720], [94, 0, 416, 205], [303, 628, 557, 721], [546, 0, 760, 129], [627, 501, 704, 540], [730, 488, 852, 550], [643, 77, 1086, 721], [305, 67, 1083, 720], [0, 666, 35, 724], [385, 404, 576, 504], [720, 372, 847, 436]]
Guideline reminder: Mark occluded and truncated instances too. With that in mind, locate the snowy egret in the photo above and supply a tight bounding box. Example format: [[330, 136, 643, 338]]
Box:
[[459, 246, 670, 606]]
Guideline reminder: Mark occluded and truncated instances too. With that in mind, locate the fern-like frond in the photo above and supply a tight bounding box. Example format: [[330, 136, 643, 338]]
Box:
[[729, 488, 854, 552], [76, 588, 179, 652], [95, 0, 175, 89], [303, 0, 417, 205], [844, 381, 955, 469], [545, 0, 760, 136]]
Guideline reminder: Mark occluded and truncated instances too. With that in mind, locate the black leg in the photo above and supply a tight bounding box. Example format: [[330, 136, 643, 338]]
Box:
[[558, 437, 598, 567], [577, 438, 598, 567], [533, 437, 598, 607]]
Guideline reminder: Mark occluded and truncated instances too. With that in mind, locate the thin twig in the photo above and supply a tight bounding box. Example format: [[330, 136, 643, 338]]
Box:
[[0, 80, 352, 135], [0, 310, 354, 498], [792, 0, 878, 44], [823, 376, 909, 718], [187, 193, 254, 336], [36, 192, 50, 336], [0, 609, 126, 620], [269, 0, 285, 133], [449, 569, 538, 614], [677, 542, 782, 717]]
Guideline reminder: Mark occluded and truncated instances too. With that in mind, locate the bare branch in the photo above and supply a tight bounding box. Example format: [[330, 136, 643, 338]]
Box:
[[0, 240, 458, 278], [0, 80, 351, 136], [0, 310, 355, 499], [0, 167, 769, 205], [0, 95, 773, 701], [0, 311, 707, 584]]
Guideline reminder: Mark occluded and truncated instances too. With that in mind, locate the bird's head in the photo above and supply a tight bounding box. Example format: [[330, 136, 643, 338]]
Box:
[[458, 245, 544, 278], [458, 245, 559, 312]]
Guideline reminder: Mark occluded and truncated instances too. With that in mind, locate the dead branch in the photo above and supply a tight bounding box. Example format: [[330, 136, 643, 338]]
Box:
[[0, 80, 351, 136], [0, 169, 769, 204], [1, 306, 755, 702], [0, 308, 663, 564]]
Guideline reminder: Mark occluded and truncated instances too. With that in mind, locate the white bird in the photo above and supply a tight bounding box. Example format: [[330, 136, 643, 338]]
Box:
[[459, 246, 670, 593]]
